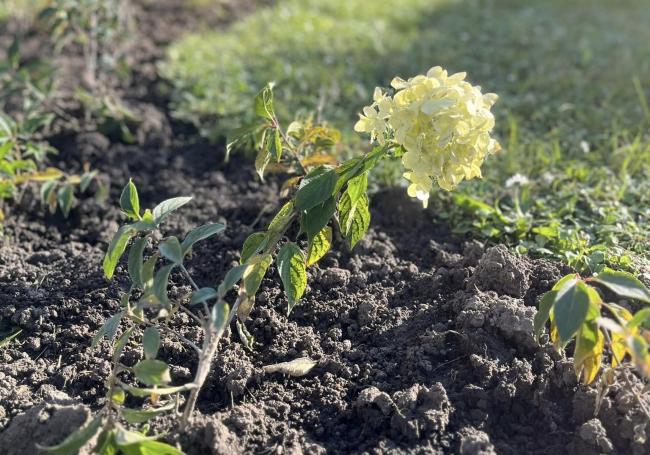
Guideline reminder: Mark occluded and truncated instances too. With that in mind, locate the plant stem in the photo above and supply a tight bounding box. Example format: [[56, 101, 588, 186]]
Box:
[[179, 321, 219, 429], [179, 216, 295, 429], [273, 117, 307, 175], [181, 264, 200, 291]]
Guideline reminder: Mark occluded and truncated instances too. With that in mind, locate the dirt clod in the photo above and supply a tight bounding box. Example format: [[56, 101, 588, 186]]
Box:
[[472, 245, 530, 297]]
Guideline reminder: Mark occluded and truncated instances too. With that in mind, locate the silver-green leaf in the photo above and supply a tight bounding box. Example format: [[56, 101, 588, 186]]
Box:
[[119, 179, 140, 220], [152, 197, 192, 225], [133, 359, 171, 386], [142, 327, 160, 360], [103, 225, 136, 279], [181, 223, 226, 255], [159, 237, 183, 264]]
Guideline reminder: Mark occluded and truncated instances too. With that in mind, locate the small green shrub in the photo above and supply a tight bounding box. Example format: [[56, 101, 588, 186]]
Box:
[[0, 39, 96, 222], [537, 270, 650, 384]]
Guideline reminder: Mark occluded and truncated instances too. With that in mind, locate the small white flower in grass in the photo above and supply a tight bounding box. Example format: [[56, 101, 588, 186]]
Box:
[[355, 66, 500, 207], [505, 173, 530, 188]]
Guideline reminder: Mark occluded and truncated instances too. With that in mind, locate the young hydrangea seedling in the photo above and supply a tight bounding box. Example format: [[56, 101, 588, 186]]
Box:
[[537, 269, 650, 382], [40, 0, 139, 142], [42, 180, 218, 454], [537, 269, 650, 419], [40, 0, 132, 92], [44, 66, 500, 453], [0, 37, 97, 224]]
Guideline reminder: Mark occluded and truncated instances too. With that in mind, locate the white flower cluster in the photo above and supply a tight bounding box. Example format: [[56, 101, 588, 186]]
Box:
[[355, 66, 500, 207]]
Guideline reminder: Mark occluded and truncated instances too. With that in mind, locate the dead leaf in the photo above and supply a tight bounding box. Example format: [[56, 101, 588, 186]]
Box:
[[262, 357, 317, 377]]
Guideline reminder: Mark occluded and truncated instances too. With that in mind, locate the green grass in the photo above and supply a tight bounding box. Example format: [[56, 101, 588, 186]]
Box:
[[162, 0, 650, 272], [0, 0, 45, 21]]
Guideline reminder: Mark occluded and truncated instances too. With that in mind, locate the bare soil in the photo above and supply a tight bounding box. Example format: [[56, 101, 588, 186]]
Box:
[[0, 2, 648, 454]]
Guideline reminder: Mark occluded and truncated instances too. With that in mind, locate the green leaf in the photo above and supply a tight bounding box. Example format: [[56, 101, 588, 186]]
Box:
[[211, 301, 230, 336], [104, 225, 136, 279], [301, 197, 336, 241], [226, 122, 262, 162], [0, 140, 14, 159], [133, 359, 171, 386], [111, 388, 126, 406], [122, 401, 176, 425], [277, 243, 307, 314], [8, 36, 19, 69], [113, 327, 135, 363], [217, 264, 247, 298], [142, 327, 160, 360], [80, 171, 96, 192], [307, 226, 332, 266], [554, 280, 591, 345], [272, 127, 282, 161], [0, 329, 22, 348], [254, 83, 275, 120], [294, 167, 337, 211], [119, 381, 196, 397], [159, 237, 183, 264], [120, 180, 140, 220], [255, 145, 272, 181], [128, 237, 149, 289], [120, 439, 183, 455], [553, 274, 579, 292], [334, 145, 387, 193], [345, 172, 368, 202], [534, 291, 557, 341], [153, 264, 175, 305], [181, 223, 226, 255], [141, 253, 159, 293], [92, 312, 123, 348], [132, 209, 156, 231], [152, 197, 192, 226], [243, 254, 273, 296], [37, 415, 102, 454], [22, 113, 55, 135], [240, 232, 268, 264], [40, 181, 58, 211], [190, 287, 218, 306], [113, 428, 157, 447], [628, 308, 650, 330], [591, 268, 650, 304], [94, 429, 117, 455], [338, 192, 370, 249], [57, 184, 74, 218], [268, 201, 294, 233]]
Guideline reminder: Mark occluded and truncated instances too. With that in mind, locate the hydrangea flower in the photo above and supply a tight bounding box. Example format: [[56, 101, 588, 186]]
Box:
[[354, 66, 500, 207]]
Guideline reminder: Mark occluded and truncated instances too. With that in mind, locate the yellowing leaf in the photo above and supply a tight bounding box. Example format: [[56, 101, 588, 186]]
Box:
[[243, 254, 273, 296], [15, 167, 64, 183], [610, 331, 628, 368], [280, 176, 302, 198], [573, 321, 604, 384], [307, 226, 332, 266], [301, 153, 338, 168]]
